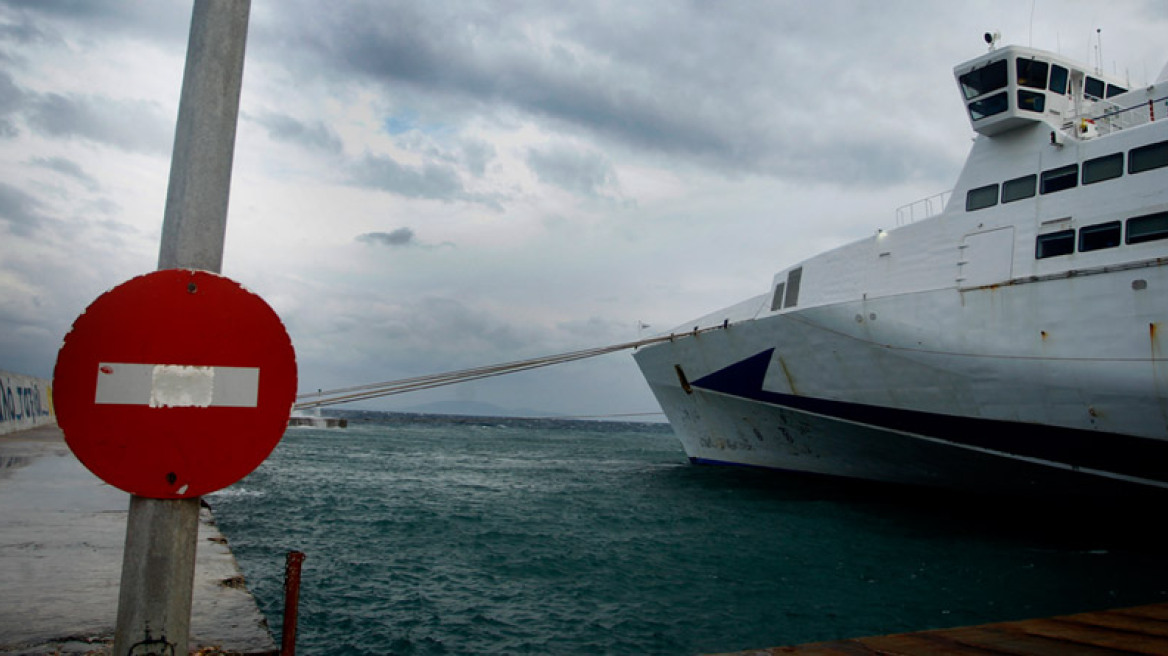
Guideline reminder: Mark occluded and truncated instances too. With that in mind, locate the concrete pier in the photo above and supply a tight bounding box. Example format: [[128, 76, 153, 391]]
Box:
[[0, 425, 276, 655], [710, 602, 1168, 655]]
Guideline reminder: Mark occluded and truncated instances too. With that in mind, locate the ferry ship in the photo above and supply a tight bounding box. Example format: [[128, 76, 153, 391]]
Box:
[[633, 38, 1168, 494]]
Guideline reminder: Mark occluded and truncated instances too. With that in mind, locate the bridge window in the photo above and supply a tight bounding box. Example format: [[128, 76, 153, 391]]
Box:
[[1106, 84, 1128, 98], [1130, 140, 1168, 174], [1048, 65, 1069, 94], [1082, 153, 1123, 184], [1041, 164, 1078, 194], [770, 282, 785, 312], [783, 267, 803, 309], [1127, 212, 1168, 244], [1017, 90, 1045, 113], [959, 59, 1008, 99], [1002, 174, 1036, 203], [1079, 221, 1121, 252], [1036, 230, 1075, 259], [1085, 77, 1105, 100], [965, 184, 999, 211], [968, 92, 1009, 120], [1016, 59, 1048, 90]]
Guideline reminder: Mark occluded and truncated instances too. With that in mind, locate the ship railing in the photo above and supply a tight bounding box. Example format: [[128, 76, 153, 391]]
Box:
[[1079, 93, 1168, 136], [895, 190, 951, 227]]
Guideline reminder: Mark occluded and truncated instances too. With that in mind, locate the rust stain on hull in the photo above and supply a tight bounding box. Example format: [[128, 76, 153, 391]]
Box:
[[777, 356, 799, 396], [674, 364, 693, 395]]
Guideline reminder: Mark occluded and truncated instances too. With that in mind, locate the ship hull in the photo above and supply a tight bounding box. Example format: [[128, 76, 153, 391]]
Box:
[[634, 268, 1168, 495]]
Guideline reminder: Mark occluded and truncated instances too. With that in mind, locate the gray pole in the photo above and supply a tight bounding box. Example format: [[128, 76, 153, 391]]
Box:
[[113, 2, 250, 654], [157, 0, 251, 273]]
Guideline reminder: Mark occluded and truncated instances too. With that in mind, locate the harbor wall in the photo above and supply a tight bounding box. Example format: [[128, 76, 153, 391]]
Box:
[[0, 369, 55, 435]]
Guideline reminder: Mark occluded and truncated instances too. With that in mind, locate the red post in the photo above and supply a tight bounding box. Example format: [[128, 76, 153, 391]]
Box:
[[281, 551, 306, 656]]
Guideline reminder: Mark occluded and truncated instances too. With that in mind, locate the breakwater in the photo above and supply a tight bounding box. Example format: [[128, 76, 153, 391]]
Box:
[[0, 369, 54, 436]]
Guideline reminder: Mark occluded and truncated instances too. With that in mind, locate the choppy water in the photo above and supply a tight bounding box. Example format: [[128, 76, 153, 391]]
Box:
[[207, 413, 1168, 655]]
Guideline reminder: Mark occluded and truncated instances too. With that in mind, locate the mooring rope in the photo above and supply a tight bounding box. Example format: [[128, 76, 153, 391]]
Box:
[[294, 323, 727, 410]]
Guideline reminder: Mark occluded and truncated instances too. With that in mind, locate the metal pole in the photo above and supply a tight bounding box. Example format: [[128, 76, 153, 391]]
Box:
[[280, 551, 307, 656], [113, 2, 250, 655]]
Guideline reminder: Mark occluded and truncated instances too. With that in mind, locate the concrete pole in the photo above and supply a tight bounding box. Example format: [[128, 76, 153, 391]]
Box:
[[113, 2, 250, 655], [157, 0, 251, 273]]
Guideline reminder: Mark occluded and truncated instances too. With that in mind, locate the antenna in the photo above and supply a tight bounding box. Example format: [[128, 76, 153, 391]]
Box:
[[1095, 28, 1103, 75], [1028, 0, 1035, 46]]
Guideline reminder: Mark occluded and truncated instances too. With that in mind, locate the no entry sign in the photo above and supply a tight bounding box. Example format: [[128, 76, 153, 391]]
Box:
[[53, 269, 297, 498]]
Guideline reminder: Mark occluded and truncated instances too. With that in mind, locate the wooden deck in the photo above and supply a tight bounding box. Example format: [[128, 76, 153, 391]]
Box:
[[710, 602, 1168, 655]]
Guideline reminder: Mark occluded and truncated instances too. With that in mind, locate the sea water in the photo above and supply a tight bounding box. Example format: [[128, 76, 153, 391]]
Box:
[[207, 414, 1168, 655]]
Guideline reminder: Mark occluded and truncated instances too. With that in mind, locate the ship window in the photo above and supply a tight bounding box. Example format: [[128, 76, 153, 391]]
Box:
[[1126, 211, 1168, 244], [1078, 221, 1121, 252], [1106, 84, 1128, 98], [1085, 76, 1105, 100], [965, 184, 999, 211], [1016, 59, 1048, 90], [1002, 174, 1037, 203], [968, 92, 1009, 121], [1048, 64, 1069, 94], [1017, 90, 1045, 113], [959, 59, 1007, 99], [1130, 140, 1168, 174], [1082, 153, 1123, 184], [1036, 230, 1075, 259], [783, 267, 802, 309], [770, 282, 785, 311], [1040, 164, 1078, 194]]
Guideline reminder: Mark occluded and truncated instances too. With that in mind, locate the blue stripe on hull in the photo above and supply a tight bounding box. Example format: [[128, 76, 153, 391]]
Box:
[[690, 349, 1168, 486]]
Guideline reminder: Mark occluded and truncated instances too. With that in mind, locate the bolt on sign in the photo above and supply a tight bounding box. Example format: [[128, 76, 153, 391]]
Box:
[[53, 269, 297, 498]]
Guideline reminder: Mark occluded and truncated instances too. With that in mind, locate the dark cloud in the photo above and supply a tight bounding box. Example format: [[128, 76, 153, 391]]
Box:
[[0, 69, 22, 137], [256, 1, 969, 187], [0, 180, 47, 236], [460, 139, 495, 177], [0, 9, 175, 151], [527, 146, 617, 199], [0, 66, 171, 151], [252, 111, 343, 154], [29, 155, 98, 190], [356, 227, 455, 250], [357, 227, 416, 247], [26, 93, 172, 154], [346, 152, 503, 209], [0, 0, 189, 46], [341, 295, 535, 373], [0, 13, 45, 45], [348, 152, 463, 198]]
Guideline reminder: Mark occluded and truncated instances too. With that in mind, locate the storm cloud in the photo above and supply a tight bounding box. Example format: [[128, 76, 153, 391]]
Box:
[[357, 227, 416, 247], [26, 93, 172, 154], [252, 111, 344, 154], [527, 146, 619, 200], [0, 180, 46, 236]]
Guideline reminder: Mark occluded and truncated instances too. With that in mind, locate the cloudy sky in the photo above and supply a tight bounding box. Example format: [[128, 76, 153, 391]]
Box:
[[2, 1, 1166, 418]]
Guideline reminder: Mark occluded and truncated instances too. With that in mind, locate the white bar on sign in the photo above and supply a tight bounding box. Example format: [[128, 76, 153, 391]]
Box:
[[94, 362, 260, 408], [210, 366, 259, 407]]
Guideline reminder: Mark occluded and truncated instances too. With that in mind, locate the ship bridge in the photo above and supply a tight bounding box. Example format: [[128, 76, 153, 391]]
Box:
[[954, 44, 1131, 137]]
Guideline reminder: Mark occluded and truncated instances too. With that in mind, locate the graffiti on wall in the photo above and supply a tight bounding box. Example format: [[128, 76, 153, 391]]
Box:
[[0, 370, 55, 434]]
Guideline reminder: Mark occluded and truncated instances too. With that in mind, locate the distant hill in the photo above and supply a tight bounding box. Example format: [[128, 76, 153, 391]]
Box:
[[399, 400, 563, 418]]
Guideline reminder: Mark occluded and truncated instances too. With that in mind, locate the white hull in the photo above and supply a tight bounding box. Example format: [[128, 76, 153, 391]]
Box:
[[635, 270, 1168, 493]]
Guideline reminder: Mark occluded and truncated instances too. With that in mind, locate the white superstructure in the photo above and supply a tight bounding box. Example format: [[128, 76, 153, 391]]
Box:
[[634, 43, 1168, 494]]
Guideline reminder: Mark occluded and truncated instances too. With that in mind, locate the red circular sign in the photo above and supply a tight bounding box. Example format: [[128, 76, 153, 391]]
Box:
[[53, 269, 297, 498]]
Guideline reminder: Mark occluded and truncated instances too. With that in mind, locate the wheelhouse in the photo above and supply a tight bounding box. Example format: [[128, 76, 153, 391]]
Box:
[[954, 45, 1129, 137]]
